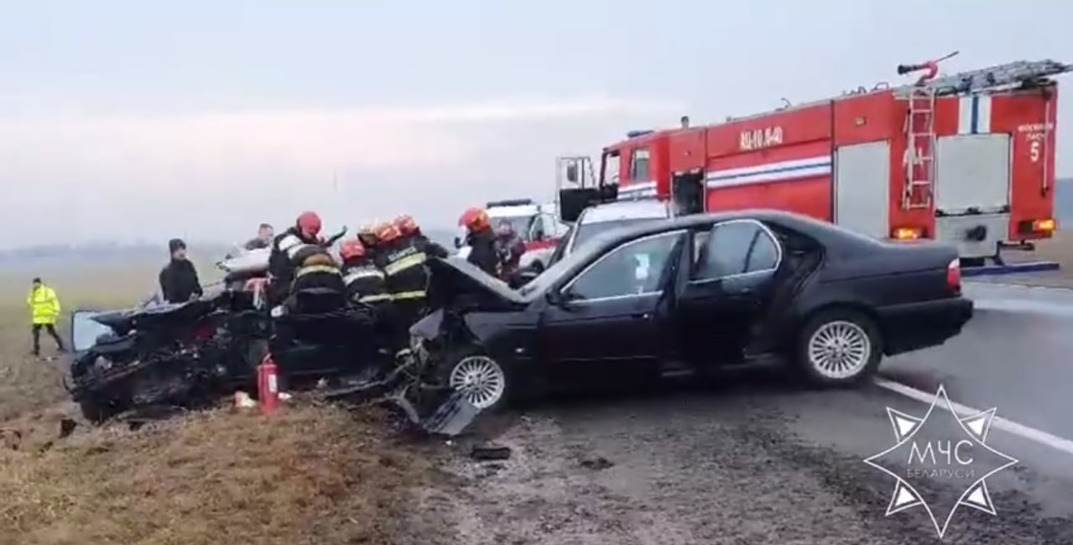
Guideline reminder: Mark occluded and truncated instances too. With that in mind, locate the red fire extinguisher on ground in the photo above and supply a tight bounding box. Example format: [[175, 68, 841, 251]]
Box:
[[257, 354, 280, 416]]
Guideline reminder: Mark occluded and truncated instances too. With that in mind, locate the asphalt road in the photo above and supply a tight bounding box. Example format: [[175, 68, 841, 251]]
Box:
[[404, 280, 1073, 544]]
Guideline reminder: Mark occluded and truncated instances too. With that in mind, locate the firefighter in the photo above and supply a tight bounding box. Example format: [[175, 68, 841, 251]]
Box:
[[268, 211, 324, 305], [339, 240, 390, 309], [356, 223, 382, 261], [374, 218, 445, 341], [287, 245, 345, 314], [394, 214, 448, 260], [460, 207, 498, 276]]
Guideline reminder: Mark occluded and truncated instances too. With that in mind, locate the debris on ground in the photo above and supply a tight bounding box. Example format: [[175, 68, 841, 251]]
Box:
[[471, 443, 512, 461], [579, 456, 614, 471]]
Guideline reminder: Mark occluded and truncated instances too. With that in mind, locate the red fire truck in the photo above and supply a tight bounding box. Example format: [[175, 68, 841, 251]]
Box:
[[574, 59, 1069, 261]]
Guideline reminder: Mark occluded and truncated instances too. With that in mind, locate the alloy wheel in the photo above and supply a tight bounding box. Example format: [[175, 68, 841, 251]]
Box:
[[807, 320, 871, 380], [448, 356, 506, 409]]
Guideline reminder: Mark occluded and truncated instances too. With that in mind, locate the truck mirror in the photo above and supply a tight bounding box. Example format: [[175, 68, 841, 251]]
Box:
[[565, 163, 578, 183]]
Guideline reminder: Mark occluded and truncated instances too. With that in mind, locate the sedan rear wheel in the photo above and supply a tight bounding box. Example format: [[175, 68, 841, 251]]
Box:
[[448, 355, 507, 410], [796, 309, 882, 386]]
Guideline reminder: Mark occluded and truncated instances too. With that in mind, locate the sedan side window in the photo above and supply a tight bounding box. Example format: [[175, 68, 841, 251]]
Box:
[[567, 232, 680, 300], [692, 221, 780, 280]]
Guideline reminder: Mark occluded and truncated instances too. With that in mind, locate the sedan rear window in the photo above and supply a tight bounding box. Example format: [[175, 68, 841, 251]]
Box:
[[692, 220, 780, 280]]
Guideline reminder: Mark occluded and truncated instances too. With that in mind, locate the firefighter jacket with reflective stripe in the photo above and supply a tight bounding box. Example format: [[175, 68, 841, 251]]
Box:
[[27, 285, 61, 325], [375, 236, 447, 301], [342, 260, 391, 305], [269, 227, 320, 303]]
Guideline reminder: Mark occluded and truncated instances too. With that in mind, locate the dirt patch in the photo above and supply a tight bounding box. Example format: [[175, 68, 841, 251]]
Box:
[[0, 404, 441, 545]]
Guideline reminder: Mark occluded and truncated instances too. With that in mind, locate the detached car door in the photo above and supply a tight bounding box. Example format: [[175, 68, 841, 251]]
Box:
[[541, 230, 685, 364], [675, 219, 781, 364]]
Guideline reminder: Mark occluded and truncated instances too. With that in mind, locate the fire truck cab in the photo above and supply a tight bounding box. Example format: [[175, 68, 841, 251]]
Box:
[[593, 60, 1068, 261]]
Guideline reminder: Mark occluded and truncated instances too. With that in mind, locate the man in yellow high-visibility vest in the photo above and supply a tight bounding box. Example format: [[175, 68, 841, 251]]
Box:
[[27, 277, 65, 356]]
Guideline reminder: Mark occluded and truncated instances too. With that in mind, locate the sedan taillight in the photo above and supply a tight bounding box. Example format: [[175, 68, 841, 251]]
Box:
[[946, 259, 961, 294]]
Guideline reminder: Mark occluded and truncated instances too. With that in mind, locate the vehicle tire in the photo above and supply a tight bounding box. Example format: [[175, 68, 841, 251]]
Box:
[[794, 308, 882, 387], [435, 345, 513, 411]]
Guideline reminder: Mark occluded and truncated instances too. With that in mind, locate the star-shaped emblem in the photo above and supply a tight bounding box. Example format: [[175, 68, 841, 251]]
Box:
[[864, 385, 1018, 539]]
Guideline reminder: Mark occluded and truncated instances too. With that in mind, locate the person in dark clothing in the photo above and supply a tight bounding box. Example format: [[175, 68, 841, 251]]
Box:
[[460, 207, 498, 276], [268, 211, 323, 305], [494, 219, 527, 281], [244, 223, 274, 250], [159, 239, 203, 303]]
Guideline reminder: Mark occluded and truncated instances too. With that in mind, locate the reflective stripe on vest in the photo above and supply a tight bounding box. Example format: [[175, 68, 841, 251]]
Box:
[[392, 290, 426, 300], [343, 269, 385, 285], [279, 234, 303, 257], [295, 264, 341, 279], [383, 252, 427, 276], [358, 293, 393, 303]]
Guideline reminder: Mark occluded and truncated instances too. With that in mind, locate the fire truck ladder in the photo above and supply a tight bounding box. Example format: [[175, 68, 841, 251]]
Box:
[[903, 86, 936, 209], [919, 59, 1071, 96]]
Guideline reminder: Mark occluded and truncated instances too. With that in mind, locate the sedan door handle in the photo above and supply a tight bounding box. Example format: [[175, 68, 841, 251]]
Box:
[[632, 312, 652, 320]]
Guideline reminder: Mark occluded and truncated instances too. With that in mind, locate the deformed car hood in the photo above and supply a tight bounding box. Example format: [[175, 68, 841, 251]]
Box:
[[427, 257, 527, 308]]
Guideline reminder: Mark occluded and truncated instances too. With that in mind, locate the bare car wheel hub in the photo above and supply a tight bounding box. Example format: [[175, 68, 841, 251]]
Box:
[[807, 320, 871, 380], [448, 356, 506, 409]]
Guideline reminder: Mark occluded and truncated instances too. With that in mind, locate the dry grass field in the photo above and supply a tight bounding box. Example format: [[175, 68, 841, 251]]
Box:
[[0, 260, 441, 545]]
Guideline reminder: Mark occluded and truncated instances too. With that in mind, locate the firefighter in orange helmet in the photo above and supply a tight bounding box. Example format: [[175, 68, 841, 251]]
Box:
[[460, 207, 498, 276], [375, 217, 448, 344], [356, 223, 382, 261]]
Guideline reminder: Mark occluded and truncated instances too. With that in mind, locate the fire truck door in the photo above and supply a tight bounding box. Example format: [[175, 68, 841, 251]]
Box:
[[834, 141, 890, 239], [672, 172, 705, 216]]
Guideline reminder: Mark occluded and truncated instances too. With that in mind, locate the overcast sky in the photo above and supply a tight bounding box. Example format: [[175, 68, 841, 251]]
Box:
[[1, 1, 1070, 249]]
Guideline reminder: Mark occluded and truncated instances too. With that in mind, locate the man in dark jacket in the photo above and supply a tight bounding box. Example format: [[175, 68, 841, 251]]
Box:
[[460, 208, 498, 276], [159, 239, 203, 303], [244, 223, 274, 250]]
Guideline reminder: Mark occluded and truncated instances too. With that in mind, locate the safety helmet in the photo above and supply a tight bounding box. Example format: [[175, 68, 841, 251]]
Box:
[[394, 214, 419, 236], [357, 223, 379, 246], [459, 207, 491, 233], [296, 211, 322, 237], [339, 240, 366, 261], [374, 221, 402, 244]]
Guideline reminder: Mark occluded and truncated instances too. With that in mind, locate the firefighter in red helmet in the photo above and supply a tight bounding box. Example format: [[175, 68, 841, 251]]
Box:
[[268, 211, 340, 307], [460, 207, 498, 276], [339, 239, 390, 309]]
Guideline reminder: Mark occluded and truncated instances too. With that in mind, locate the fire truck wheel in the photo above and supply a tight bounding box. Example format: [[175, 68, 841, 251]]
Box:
[[438, 346, 513, 411], [794, 308, 882, 387]]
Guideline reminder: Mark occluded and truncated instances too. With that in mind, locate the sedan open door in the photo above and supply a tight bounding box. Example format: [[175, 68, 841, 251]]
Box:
[[674, 219, 782, 364]]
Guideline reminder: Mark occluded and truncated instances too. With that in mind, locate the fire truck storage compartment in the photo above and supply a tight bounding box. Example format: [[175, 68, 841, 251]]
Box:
[[834, 141, 891, 240], [934, 133, 1011, 258]]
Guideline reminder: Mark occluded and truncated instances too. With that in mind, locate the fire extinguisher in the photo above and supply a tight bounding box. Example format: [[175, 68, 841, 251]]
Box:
[[257, 354, 280, 415]]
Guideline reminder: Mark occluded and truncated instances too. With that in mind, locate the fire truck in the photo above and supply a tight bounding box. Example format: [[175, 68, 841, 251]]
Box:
[[562, 59, 1070, 262]]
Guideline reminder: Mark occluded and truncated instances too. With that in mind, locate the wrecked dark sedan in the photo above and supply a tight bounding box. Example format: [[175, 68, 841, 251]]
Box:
[[412, 210, 974, 410]]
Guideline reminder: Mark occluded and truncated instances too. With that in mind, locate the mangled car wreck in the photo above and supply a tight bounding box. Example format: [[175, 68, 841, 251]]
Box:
[[66, 210, 973, 429]]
